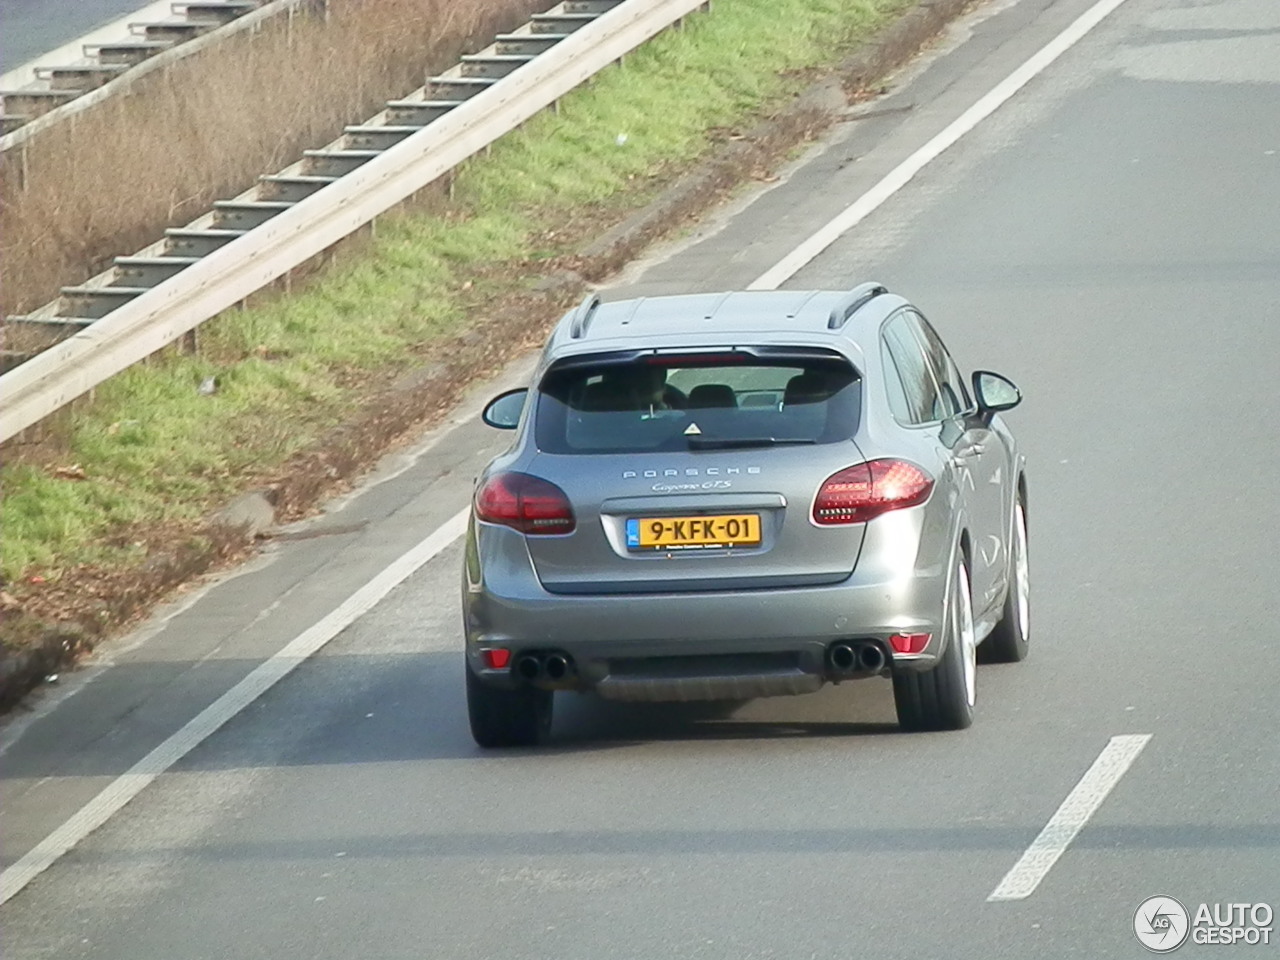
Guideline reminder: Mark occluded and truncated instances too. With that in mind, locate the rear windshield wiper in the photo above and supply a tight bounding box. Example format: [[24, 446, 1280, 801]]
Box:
[[686, 436, 817, 450]]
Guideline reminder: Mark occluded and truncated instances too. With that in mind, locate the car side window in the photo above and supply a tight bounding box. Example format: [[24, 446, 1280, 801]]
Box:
[[881, 313, 941, 425], [909, 311, 971, 416], [880, 340, 913, 423]]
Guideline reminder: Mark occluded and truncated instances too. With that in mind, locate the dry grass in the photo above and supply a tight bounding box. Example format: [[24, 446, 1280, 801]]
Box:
[[0, 0, 543, 319]]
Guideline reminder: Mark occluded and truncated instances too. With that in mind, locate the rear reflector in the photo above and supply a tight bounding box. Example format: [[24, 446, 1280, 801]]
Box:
[[812, 459, 933, 525], [889, 633, 931, 654], [483, 648, 512, 669], [475, 472, 576, 535]]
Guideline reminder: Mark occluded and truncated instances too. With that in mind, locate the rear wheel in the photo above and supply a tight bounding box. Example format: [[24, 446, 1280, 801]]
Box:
[[893, 555, 976, 732], [466, 664, 553, 748], [980, 492, 1029, 664]]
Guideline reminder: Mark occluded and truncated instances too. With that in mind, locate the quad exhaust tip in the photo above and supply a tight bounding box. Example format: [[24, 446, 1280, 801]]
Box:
[[858, 643, 886, 673], [544, 653, 572, 681], [515, 654, 543, 681], [513, 650, 575, 683], [827, 641, 887, 676], [829, 642, 857, 672]]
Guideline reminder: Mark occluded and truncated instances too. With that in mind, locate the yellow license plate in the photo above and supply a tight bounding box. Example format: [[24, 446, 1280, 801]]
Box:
[[626, 514, 761, 550]]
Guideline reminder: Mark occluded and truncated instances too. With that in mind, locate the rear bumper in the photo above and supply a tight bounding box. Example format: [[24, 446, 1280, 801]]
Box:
[[462, 520, 954, 699]]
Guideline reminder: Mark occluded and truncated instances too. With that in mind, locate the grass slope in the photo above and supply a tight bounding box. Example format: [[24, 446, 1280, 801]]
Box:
[[1, 0, 910, 582]]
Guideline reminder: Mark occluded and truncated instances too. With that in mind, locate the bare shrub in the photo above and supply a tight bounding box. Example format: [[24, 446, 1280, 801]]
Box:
[[0, 0, 543, 319]]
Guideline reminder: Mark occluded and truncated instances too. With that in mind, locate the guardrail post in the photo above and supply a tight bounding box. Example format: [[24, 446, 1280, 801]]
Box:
[[17, 141, 29, 193]]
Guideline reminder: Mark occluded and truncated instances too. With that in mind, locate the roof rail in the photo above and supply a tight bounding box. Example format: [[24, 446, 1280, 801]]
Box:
[[827, 282, 888, 330], [567, 292, 602, 339]]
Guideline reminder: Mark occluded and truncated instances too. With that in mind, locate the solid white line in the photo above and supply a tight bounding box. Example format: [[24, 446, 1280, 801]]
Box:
[[748, 0, 1134, 290], [987, 734, 1151, 901], [0, 507, 470, 906]]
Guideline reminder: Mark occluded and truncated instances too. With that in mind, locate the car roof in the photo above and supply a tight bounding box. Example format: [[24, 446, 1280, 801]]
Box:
[[541, 285, 908, 368]]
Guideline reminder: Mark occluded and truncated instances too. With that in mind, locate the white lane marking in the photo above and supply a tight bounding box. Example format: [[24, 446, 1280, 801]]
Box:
[[0, 508, 470, 906], [747, 0, 1135, 290], [987, 734, 1151, 901]]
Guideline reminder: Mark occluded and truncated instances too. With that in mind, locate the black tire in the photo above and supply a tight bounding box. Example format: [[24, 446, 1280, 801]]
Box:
[[980, 491, 1029, 664], [466, 664, 553, 748], [893, 556, 976, 732]]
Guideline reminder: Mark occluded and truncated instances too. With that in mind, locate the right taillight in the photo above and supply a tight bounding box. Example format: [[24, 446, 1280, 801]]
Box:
[[475, 472, 576, 535], [812, 459, 933, 525]]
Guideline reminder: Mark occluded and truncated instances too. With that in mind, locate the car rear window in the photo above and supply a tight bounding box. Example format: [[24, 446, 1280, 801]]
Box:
[[534, 351, 860, 454]]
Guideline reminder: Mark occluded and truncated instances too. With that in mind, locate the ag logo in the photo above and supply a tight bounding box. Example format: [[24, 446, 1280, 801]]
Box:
[[1134, 896, 1190, 953]]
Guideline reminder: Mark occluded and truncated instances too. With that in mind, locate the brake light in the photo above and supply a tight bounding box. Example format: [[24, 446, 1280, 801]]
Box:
[[475, 472, 576, 535], [643, 353, 748, 366], [812, 459, 933, 525]]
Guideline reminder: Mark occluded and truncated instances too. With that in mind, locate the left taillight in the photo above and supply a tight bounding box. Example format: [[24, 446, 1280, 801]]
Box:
[[474, 472, 576, 535]]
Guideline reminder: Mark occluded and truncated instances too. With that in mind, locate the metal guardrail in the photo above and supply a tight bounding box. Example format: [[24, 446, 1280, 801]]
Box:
[[0, 0, 709, 442]]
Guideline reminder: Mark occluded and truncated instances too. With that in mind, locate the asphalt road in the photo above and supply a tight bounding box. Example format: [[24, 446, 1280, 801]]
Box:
[[2, 0, 1278, 957], [0, 0, 158, 73]]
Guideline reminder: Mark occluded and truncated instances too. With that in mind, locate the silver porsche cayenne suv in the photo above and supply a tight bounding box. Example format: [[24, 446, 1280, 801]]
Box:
[[463, 282, 1029, 747]]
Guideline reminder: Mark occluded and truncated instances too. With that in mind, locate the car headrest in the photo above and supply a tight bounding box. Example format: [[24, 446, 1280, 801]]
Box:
[[783, 373, 831, 406], [579, 379, 636, 412], [686, 384, 738, 409]]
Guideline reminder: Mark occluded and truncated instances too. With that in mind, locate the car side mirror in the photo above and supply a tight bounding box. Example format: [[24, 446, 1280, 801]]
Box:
[[482, 388, 528, 429], [972, 370, 1021, 413]]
